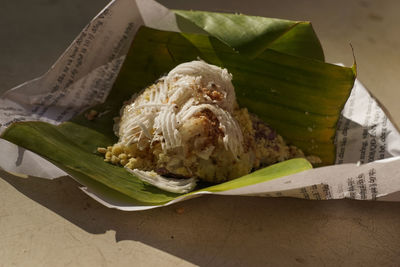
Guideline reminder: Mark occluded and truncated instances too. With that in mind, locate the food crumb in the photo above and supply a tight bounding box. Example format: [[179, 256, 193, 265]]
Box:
[[97, 147, 107, 154], [295, 257, 306, 264], [175, 207, 185, 214], [306, 155, 322, 164], [85, 109, 98, 120]]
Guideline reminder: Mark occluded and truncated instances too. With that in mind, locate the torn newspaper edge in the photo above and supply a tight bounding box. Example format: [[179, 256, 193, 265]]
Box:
[[1, 0, 400, 211]]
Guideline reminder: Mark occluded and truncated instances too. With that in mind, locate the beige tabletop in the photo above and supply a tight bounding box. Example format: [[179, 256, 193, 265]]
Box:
[[1, 0, 400, 266]]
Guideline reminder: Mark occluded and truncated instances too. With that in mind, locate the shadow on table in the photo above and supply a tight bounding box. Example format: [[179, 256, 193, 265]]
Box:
[[2, 169, 400, 266]]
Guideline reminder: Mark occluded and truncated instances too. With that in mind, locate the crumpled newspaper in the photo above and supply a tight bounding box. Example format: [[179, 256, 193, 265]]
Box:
[[1, 0, 400, 210]]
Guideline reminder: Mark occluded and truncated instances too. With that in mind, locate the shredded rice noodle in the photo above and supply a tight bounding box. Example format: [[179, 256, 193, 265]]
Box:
[[116, 60, 243, 158]]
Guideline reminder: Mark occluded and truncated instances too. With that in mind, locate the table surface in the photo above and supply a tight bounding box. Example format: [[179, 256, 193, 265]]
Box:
[[1, 0, 400, 266]]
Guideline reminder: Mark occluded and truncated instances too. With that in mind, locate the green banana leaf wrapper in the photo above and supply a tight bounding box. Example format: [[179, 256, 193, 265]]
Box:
[[1, 10, 356, 206]]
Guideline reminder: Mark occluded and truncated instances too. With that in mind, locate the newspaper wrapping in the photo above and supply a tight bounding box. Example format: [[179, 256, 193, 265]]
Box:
[[1, 0, 400, 210]]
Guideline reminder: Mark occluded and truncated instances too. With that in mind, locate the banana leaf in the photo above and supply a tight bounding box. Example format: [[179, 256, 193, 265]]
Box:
[[1, 11, 356, 206], [1, 120, 313, 205], [174, 10, 325, 60]]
